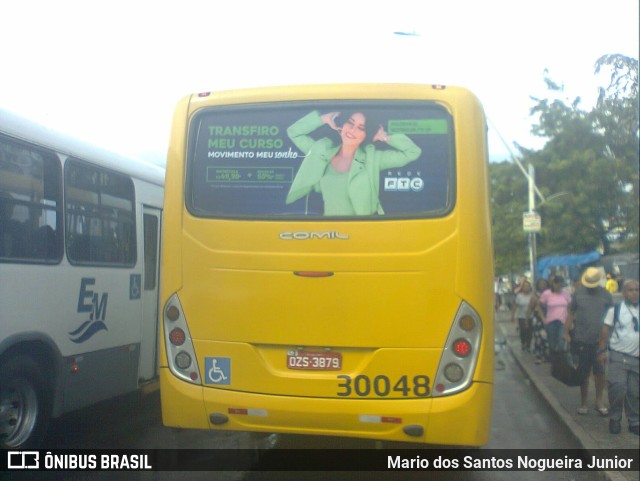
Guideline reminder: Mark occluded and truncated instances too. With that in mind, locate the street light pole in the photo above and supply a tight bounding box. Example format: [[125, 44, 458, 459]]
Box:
[[528, 164, 537, 288], [488, 118, 567, 287], [522, 168, 570, 287]]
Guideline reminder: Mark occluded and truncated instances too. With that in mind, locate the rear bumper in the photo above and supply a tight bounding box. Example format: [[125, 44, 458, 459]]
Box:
[[161, 368, 492, 446]]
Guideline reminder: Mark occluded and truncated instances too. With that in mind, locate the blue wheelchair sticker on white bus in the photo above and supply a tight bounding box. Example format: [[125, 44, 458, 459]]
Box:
[[130, 274, 141, 300], [205, 357, 231, 385]]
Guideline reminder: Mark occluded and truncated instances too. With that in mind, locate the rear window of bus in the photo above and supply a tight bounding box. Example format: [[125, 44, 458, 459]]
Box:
[[187, 101, 455, 219]]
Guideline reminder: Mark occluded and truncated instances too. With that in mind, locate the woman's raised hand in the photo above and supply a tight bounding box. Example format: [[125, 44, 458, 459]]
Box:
[[320, 112, 341, 131], [373, 125, 390, 143]]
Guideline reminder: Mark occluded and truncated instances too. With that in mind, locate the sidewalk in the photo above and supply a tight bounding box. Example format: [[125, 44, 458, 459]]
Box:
[[495, 310, 639, 481]]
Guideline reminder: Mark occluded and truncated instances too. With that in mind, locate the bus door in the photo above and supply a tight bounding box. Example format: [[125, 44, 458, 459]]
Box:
[[139, 206, 161, 381]]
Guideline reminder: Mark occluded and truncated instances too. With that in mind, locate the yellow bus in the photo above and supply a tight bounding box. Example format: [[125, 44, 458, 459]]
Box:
[[160, 84, 494, 446]]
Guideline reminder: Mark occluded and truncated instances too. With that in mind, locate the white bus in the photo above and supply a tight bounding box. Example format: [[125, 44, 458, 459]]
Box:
[[0, 109, 164, 448]]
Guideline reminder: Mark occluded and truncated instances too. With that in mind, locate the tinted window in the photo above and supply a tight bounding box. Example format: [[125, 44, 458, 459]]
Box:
[[187, 101, 454, 219], [143, 213, 158, 290], [65, 159, 136, 266], [0, 134, 62, 263]]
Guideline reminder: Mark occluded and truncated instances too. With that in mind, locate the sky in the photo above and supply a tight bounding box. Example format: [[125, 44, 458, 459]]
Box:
[[1, 0, 638, 167]]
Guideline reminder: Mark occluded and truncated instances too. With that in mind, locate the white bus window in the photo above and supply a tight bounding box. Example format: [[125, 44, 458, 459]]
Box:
[[64, 159, 136, 266], [0, 134, 62, 262]]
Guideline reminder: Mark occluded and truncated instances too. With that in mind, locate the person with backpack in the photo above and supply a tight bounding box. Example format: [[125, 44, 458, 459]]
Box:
[[598, 279, 639, 435]]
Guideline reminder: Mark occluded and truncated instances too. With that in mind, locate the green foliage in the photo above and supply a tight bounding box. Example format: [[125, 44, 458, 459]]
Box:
[[594, 54, 639, 252], [490, 161, 528, 275], [491, 54, 639, 274]]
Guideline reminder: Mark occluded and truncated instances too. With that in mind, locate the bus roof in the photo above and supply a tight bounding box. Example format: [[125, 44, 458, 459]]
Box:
[[186, 83, 482, 107], [0, 108, 165, 187]]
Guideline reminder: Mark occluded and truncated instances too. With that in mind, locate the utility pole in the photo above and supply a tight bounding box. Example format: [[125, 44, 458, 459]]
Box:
[[528, 164, 538, 289]]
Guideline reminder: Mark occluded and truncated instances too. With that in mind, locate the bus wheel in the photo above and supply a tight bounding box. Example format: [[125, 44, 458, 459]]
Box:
[[0, 355, 51, 449]]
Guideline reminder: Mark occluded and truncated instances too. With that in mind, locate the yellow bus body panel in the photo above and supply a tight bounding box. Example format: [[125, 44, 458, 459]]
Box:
[[161, 367, 492, 445]]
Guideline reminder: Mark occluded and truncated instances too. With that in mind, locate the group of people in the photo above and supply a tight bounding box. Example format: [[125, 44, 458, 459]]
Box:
[[510, 269, 639, 436]]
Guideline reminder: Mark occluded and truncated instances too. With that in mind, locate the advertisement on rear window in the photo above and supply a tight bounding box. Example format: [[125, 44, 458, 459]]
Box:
[[188, 102, 454, 218]]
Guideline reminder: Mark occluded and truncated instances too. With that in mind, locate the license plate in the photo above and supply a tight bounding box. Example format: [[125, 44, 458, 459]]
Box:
[[287, 350, 342, 370]]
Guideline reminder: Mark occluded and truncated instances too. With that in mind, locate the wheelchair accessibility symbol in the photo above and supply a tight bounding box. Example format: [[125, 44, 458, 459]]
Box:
[[205, 357, 231, 385], [129, 274, 141, 300]]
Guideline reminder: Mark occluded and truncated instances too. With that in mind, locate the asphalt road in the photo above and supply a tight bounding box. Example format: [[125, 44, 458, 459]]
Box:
[[10, 341, 600, 481]]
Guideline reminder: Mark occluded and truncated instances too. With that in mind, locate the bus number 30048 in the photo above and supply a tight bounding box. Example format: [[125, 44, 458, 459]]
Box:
[[337, 374, 430, 398]]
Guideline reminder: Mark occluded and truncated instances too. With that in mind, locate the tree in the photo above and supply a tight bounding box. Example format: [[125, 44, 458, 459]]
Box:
[[491, 55, 639, 274], [490, 161, 528, 275], [593, 54, 639, 252]]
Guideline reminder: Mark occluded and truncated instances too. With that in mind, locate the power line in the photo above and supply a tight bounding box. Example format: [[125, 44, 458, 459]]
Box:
[[487, 117, 546, 203]]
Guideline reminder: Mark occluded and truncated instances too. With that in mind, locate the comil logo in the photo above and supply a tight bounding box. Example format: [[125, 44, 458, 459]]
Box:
[[7, 451, 39, 469], [279, 231, 349, 240]]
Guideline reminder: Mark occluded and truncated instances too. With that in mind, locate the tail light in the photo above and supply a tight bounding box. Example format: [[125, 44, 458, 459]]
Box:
[[432, 302, 483, 396], [453, 339, 472, 357], [163, 293, 201, 384]]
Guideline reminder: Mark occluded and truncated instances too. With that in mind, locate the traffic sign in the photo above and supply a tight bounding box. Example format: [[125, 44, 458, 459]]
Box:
[[523, 212, 541, 232]]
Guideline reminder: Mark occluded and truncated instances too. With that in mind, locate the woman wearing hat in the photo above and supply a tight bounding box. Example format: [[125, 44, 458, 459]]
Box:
[[565, 267, 613, 416]]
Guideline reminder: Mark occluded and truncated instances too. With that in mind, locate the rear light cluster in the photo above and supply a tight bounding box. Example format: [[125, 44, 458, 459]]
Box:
[[432, 302, 482, 397], [163, 294, 201, 384]]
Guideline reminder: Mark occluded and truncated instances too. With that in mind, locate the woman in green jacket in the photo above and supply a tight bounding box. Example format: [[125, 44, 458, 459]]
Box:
[[286, 110, 422, 216]]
